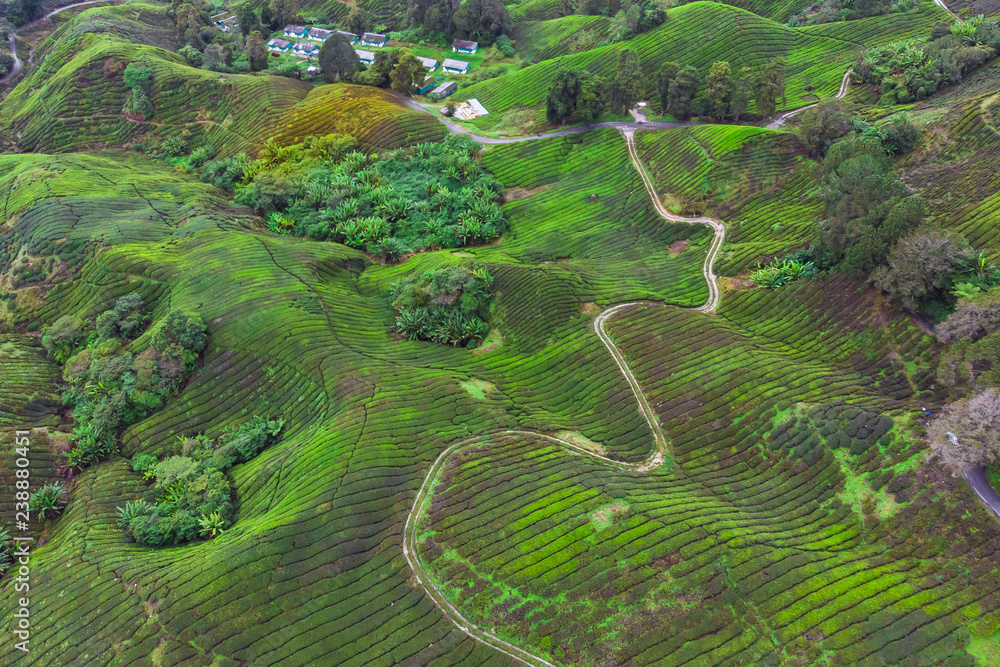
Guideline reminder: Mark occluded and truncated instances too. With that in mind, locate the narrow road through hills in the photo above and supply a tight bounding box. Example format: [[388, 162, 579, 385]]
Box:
[[965, 467, 1000, 518], [1, 0, 116, 85]]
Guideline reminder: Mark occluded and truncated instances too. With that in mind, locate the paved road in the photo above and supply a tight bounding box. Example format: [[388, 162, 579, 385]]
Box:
[[1, 0, 116, 86], [964, 466, 1000, 519], [400, 97, 697, 143], [1, 33, 20, 84]]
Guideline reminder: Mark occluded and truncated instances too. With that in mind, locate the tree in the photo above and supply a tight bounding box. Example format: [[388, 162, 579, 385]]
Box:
[[799, 99, 852, 158], [816, 135, 922, 272], [655, 62, 679, 115], [666, 64, 699, 120], [755, 60, 786, 118], [391, 50, 425, 94], [546, 68, 599, 124], [453, 0, 510, 43], [248, 31, 268, 72], [872, 226, 976, 309], [236, 5, 260, 37], [729, 66, 754, 122], [937, 286, 1000, 343], [318, 32, 360, 82], [626, 3, 641, 32], [608, 49, 642, 115], [347, 7, 366, 34], [928, 388, 1000, 475], [884, 114, 920, 155], [547, 68, 584, 124], [203, 44, 227, 71], [705, 60, 731, 120]]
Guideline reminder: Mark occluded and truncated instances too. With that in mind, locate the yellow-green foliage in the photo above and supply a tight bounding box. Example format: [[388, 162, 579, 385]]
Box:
[[269, 84, 448, 149]]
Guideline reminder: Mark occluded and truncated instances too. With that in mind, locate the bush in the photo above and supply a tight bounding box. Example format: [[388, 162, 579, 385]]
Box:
[[30, 483, 67, 519], [41, 315, 85, 363], [161, 136, 189, 157], [389, 266, 493, 347], [749, 259, 817, 288], [495, 34, 515, 57], [124, 418, 284, 546]]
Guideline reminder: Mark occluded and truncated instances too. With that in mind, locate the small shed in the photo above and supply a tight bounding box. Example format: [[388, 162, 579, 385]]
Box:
[[308, 27, 331, 42], [336, 30, 358, 43], [432, 81, 457, 97], [417, 76, 436, 94], [361, 32, 387, 47], [356, 49, 376, 65], [418, 56, 438, 72], [284, 25, 308, 39], [307, 66, 320, 75], [443, 58, 470, 74], [293, 41, 319, 57], [452, 39, 478, 54], [268, 38, 292, 52]]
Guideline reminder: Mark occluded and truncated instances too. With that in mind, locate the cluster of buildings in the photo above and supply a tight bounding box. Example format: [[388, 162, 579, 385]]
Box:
[[264, 24, 477, 96]]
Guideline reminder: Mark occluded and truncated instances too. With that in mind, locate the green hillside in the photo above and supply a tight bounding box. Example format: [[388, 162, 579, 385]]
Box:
[[0, 0, 999, 663], [458, 1, 945, 125]]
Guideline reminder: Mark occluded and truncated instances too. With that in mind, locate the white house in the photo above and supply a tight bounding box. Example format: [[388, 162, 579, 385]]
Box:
[[418, 56, 438, 72], [308, 27, 331, 42], [442, 58, 470, 74], [356, 49, 376, 65], [293, 41, 319, 57], [284, 25, 308, 39], [360, 32, 387, 47], [452, 39, 478, 54]]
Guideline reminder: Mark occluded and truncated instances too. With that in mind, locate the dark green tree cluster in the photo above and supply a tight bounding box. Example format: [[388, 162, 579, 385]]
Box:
[[3, 0, 42, 26], [683, 59, 785, 121], [120, 417, 284, 546], [389, 266, 493, 346], [318, 32, 361, 83], [787, 0, 914, 27], [655, 62, 699, 120], [406, 0, 510, 46], [545, 48, 643, 124], [806, 132, 996, 322], [854, 18, 1000, 105], [353, 48, 425, 94], [204, 133, 508, 262], [123, 62, 154, 120], [41, 293, 208, 471]]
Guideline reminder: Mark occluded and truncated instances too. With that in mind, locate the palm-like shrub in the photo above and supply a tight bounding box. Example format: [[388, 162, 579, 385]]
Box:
[[750, 259, 817, 288], [116, 499, 151, 528], [30, 483, 68, 519]]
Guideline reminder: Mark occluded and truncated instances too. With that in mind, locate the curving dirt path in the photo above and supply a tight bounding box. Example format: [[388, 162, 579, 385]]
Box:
[[402, 124, 721, 667], [1, 0, 116, 85], [766, 69, 852, 130]]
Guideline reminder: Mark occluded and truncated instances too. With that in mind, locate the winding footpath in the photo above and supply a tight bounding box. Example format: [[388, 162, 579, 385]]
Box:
[[0, 0, 116, 86], [401, 55, 1000, 663]]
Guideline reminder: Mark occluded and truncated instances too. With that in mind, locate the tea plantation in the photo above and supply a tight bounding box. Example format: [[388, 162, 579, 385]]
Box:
[[0, 0, 998, 664]]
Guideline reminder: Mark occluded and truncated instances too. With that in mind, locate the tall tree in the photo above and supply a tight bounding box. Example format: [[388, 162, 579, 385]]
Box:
[[202, 44, 227, 71], [729, 66, 754, 122], [755, 59, 786, 118], [248, 31, 268, 71], [928, 388, 1000, 476], [705, 60, 731, 121], [655, 62, 679, 115], [236, 5, 260, 37], [546, 68, 599, 124], [318, 31, 361, 82], [799, 99, 852, 157], [453, 0, 510, 42], [666, 64, 699, 120], [608, 49, 642, 115], [872, 227, 975, 309], [261, 2, 275, 30], [391, 50, 425, 94], [347, 7, 366, 34]]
